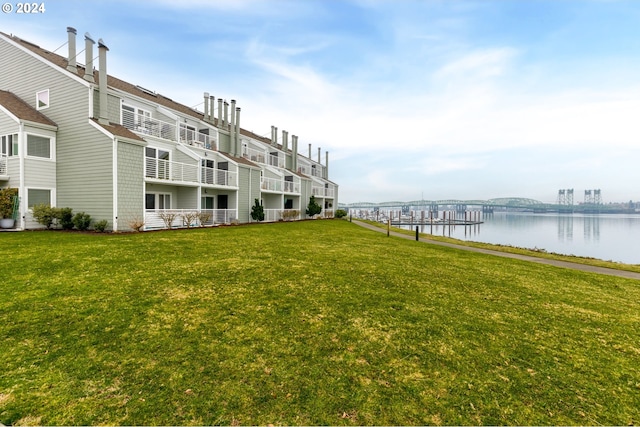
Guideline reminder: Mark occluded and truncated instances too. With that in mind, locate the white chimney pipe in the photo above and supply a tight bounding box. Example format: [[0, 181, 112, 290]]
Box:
[[235, 107, 241, 156], [308, 143, 312, 159], [230, 100, 236, 155], [203, 92, 209, 121], [217, 98, 223, 128], [98, 38, 109, 125], [318, 147, 321, 163], [223, 101, 229, 129], [292, 135, 298, 172], [282, 130, 288, 152], [325, 151, 329, 178], [209, 95, 215, 124], [66, 27, 77, 72], [83, 33, 95, 82], [273, 126, 278, 147]]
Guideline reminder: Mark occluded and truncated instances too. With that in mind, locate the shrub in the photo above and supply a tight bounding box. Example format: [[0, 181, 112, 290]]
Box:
[[197, 211, 212, 227], [181, 211, 198, 229], [250, 199, 265, 222], [94, 219, 108, 232], [306, 195, 322, 218], [58, 207, 74, 230], [0, 188, 18, 219], [335, 209, 348, 219], [128, 217, 145, 232], [158, 211, 178, 229], [72, 212, 92, 231], [32, 204, 56, 229]]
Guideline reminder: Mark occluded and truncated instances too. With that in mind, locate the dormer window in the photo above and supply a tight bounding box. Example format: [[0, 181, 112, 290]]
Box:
[[36, 89, 49, 110]]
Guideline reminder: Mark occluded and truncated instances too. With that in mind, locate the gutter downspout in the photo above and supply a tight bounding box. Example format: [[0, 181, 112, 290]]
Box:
[[113, 136, 118, 232], [18, 123, 25, 229]]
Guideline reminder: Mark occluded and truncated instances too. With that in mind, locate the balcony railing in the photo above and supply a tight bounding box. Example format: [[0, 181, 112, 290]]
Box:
[[284, 180, 300, 194], [268, 153, 284, 168], [180, 127, 216, 150], [242, 146, 266, 164], [263, 209, 300, 222], [144, 208, 237, 229], [311, 185, 335, 198], [261, 176, 283, 192], [0, 155, 7, 175], [146, 158, 237, 187], [123, 110, 216, 150]]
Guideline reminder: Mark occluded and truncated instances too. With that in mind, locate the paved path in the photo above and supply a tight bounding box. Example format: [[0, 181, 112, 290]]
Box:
[[352, 220, 640, 281]]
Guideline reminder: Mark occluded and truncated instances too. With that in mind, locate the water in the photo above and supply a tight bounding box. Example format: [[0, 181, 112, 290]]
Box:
[[398, 212, 640, 265]]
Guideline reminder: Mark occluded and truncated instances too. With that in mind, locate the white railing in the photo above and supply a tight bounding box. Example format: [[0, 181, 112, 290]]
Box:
[[312, 185, 324, 196], [0, 155, 7, 175], [261, 176, 283, 192], [298, 165, 309, 175], [284, 180, 300, 194], [268, 153, 284, 168], [123, 110, 216, 150], [123, 110, 177, 141], [180, 128, 216, 150], [324, 187, 335, 198], [242, 146, 266, 164], [146, 157, 199, 183], [201, 167, 237, 187], [263, 209, 300, 222], [144, 208, 237, 229], [145, 158, 237, 187]]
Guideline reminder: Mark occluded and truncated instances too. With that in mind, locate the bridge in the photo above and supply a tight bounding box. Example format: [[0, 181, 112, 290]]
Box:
[[339, 197, 612, 213]]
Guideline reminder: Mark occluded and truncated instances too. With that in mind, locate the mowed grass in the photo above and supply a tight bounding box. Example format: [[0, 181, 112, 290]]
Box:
[[1, 220, 639, 425]]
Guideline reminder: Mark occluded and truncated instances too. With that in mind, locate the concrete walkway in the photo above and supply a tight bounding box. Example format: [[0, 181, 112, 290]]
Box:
[[352, 220, 640, 281]]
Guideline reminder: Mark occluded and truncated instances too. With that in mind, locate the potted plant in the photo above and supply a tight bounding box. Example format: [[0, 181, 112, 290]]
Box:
[[0, 188, 19, 229]]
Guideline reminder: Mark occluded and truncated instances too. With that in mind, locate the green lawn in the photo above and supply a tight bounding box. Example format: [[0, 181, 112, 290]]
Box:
[[1, 220, 639, 425]]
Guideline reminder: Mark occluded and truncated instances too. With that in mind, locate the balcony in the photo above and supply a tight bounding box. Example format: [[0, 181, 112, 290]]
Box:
[[144, 208, 237, 229], [123, 110, 216, 150], [145, 158, 237, 187], [268, 153, 284, 168], [0, 155, 6, 176], [263, 209, 300, 222], [242, 146, 266, 164]]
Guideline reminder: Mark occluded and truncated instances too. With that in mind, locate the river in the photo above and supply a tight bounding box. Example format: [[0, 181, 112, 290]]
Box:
[[396, 211, 640, 265]]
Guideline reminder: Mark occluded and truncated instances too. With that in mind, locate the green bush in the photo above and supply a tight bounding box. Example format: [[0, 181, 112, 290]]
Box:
[[57, 207, 74, 230], [335, 209, 348, 218], [306, 195, 322, 217], [72, 212, 92, 231], [250, 198, 264, 222], [0, 188, 18, 219], [93, 219, 108, 233], [31, 204, 56, 229]]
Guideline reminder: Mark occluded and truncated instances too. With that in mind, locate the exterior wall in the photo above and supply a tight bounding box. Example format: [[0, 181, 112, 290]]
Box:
[[92, 89, 121, 123], [218, 130, 231, 153], [237, 165, 260, 223], [300, 178, 312, 219], [0, 36, 116, 222], [117, 140, 144, 231], [177, 186, 198, 209], [0, 109, 18, 132]]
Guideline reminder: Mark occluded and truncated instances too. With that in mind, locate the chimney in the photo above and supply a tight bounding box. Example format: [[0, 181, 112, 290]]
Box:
[[325, 151, 329, 178], [203, 92, 209, 121], [272, 126, 278, 147], [83, 33, 95, 82], [292, 135, 298, 172], [318, 147, 321, 163], [209, 95, 215, 124], [229, 100, 236, 155], [66, 27, 77, 72], [217, 98, 223, 128], [223, 101, 229, 129], [283, 130, 289, 152], [308, 143, 312, 159], [98, 38, 109, 125], [270, 126, 275, 145], [235, 107, 241, 156]]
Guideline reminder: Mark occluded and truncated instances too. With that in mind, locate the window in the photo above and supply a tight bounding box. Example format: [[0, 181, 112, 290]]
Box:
[[26, 135, 51, 158], [145, 193, 170, 210], [28, 188, 51, 208], [122, 104, 151, 132], [36, 89, 49, 110], [1, 134, 18, 156], [145, 147, 170, 179]]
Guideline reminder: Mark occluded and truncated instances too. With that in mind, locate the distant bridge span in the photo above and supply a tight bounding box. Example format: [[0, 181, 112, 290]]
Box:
[[341, 197, 548, 209]]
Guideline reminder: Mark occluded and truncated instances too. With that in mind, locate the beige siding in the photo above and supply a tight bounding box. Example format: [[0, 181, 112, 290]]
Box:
[[0, 109, 18, 132], [24, 158, 56, 188], [117, 140, 144, 231], [177, 187, 198, 209], [236, 166, 261, 223], [1, 36, 115, 221]]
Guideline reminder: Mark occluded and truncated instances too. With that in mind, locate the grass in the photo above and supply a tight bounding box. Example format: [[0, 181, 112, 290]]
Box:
[[1, 220, 639, 425]]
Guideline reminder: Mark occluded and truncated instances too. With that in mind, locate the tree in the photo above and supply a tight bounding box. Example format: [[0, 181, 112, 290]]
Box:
[[306, 195, 322, 218], [251, 198, 265, 222]]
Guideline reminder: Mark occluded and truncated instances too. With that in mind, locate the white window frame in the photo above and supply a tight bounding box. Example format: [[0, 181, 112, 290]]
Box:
[[25, 133, 55, 160], [27, 187, 54, 209], [1, 134, 19, 157], [145, 192, 171, 210], [121, 103, 152, 131], [36, 89, 50, 110]]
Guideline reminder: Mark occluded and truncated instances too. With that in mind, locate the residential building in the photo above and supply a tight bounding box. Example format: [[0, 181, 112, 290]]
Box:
[[0, 28, 338, 230]]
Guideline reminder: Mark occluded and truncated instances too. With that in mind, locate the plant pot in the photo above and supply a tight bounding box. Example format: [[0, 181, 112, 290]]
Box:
[[0, 218, 15, 229]]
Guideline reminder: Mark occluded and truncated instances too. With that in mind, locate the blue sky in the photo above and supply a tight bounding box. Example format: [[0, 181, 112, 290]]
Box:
[[2, 0, 640, 203]]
